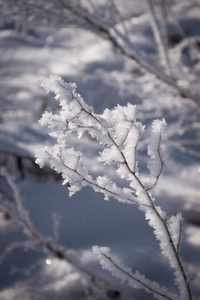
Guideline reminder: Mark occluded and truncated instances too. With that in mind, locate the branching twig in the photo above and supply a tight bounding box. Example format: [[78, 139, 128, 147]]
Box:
[[1, 0, 199, 102], [58, 1, 200, 103], [36, 76, 194, 300], [0, 169, 121, 298]]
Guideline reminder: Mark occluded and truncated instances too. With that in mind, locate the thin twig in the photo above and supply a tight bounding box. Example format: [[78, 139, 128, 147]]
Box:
[[101, 250, 175, 300], [58, 1, 199, 103], [109, 0, 129, 36], [146, 0, 173, 76], [0, 171, 120, 297]]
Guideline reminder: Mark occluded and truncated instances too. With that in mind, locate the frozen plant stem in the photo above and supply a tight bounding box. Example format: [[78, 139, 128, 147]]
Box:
[[146, 0, 173, 77], [35, 75, 194, 300], [1, 1, 200, 103], [108, 0, 129, 36], [93, 246, 174, 300], [0, 167, 120, 299], [58, 1, 199, 103]]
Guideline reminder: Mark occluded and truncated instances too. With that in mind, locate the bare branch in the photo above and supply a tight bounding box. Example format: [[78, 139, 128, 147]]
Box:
[[108, 0, 129, 36], [146, 0, 173, 76]]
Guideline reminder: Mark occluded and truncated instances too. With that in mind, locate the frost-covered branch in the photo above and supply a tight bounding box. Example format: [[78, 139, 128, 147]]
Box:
[[146, 119, 166, 191], [59, 1, 199, 103], [35, 75, 194, 300], [0, 167, 121, 299], [1, 0, 199, 103], [0, 240, 40, 263], [93, 246, 177, 300]]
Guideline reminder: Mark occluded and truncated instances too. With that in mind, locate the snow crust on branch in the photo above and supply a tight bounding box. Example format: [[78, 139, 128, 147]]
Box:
[[92, 246, 178, 300], [40, 74, 77, 103], [147, 118, 167, 189], [167, 213, 182, 253], [35, 75, 193, 300]]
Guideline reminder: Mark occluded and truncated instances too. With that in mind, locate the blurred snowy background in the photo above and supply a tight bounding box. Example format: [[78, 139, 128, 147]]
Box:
[[0, 0, 200, 299]]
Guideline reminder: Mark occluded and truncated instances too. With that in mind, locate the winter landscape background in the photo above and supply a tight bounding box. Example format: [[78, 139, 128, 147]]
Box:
[[0, 1, 200, 299]]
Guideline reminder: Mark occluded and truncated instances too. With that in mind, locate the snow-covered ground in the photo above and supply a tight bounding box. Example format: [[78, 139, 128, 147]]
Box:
[[0, 1, 200, 299]]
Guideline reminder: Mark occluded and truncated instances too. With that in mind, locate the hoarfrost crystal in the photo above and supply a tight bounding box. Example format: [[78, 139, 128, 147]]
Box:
[[35, 75, 194, 300]]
